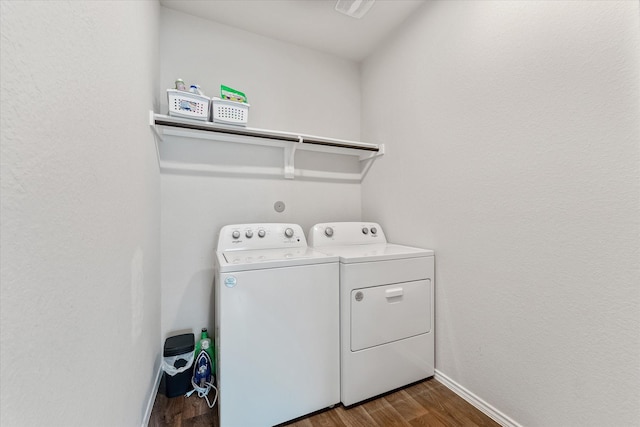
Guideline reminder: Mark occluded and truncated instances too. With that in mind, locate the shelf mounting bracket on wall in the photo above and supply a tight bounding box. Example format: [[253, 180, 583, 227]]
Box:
[[358, 143, 385, 180], [284, 137, 301, 179]]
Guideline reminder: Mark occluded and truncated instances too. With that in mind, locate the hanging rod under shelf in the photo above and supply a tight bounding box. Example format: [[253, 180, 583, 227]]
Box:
[[152, 114, 381, 152]]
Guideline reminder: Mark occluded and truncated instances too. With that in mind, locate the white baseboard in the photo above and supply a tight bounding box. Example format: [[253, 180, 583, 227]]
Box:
[[142, 363, 164, 427], [434, 369, 522, 427]]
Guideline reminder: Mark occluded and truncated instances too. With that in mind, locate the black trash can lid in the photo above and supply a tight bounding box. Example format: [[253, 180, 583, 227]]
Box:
[[164, 333, 195, 357]]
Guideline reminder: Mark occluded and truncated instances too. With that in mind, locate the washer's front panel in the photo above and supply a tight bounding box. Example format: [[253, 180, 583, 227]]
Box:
[[216, 263, 339, 426], [351, 279, 431, 351]]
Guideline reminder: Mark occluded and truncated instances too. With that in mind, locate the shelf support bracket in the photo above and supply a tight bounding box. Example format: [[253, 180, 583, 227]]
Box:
[[283, 137, 302, 179], [359, 143, 385, 180], [149, 110, 163, 141], [149, 110, 163, 167], [358, 143, 385, 162]]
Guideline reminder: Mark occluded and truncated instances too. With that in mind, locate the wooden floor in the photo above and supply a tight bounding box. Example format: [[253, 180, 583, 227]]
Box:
[[149, 378, 500, 427]]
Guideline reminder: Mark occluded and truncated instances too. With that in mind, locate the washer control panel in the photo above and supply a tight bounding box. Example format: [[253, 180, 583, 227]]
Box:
[[308, 222, 387, 247], [217, 223, 307, 251]]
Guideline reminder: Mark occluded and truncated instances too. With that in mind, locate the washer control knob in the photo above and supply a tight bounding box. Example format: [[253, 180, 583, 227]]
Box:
[[371, 227, 377, 235], [232, 230, 240, 239], [258, 229, 266, 238], [324, 227, 334, 237], [284, 228, 294, 238], [245, 230, 253, 238], [362, 227, 369, 235]]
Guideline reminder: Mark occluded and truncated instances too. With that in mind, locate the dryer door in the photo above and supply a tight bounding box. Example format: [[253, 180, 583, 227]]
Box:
[[351, 279, 431, 352]]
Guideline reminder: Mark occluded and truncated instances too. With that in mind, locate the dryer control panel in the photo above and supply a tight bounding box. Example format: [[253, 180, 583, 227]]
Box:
[[217, 223, 307, 252], [308, 222, 387, 247]]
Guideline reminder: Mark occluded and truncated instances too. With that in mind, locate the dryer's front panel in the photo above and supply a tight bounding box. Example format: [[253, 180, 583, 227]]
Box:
[[350, 279, 431, 351]]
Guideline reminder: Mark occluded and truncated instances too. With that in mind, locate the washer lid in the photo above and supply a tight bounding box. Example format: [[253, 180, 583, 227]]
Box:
[[314, 243, 433, 263], [217, 247, 338, 272]]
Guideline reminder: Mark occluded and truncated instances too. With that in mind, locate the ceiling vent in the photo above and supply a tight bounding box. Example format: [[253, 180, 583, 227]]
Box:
[[335, 0, 375, 19]]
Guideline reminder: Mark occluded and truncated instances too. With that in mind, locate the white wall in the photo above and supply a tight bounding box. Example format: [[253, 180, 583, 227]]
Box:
[[0, 1, 161, 426], [159, 8, 362, 338], [361, 1, 640, 426]]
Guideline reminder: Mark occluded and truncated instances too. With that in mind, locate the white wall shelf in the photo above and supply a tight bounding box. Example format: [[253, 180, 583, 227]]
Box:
[[150, 112, 384, 181]]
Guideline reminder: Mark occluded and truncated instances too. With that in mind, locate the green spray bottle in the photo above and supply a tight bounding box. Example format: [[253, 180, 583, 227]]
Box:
[[194, 328, 215, 373]]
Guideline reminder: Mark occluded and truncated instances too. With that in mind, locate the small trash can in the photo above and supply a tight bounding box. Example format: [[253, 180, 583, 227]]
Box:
[[162, 333, 195, 398]]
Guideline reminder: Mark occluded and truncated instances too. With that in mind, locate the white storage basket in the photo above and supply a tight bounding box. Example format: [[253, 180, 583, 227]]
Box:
[[211, 97, 250, 126], [167, 89, 210, 121]]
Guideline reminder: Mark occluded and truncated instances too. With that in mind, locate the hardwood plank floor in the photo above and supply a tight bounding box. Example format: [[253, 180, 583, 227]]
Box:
[[149, 378, 500, 427]]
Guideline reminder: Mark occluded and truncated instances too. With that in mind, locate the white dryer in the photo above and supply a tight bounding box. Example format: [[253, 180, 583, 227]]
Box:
[[215, 223, 340, 427], [309, 222, 434, 406]]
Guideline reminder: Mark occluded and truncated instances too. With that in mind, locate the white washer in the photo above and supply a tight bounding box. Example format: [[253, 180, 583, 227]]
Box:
[[215, 223, 340, 427], [309, 222, 435, 406]]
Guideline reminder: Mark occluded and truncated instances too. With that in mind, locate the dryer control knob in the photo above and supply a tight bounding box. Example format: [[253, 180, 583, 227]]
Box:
[[258, 229, 266, 238], [232, 230, 241, 239], [245, 230, 253, 238], [362, 227, 369, 234], [324, 227, 334, 237], [370, 227, 377, 235], [284, 228, 294, 238]]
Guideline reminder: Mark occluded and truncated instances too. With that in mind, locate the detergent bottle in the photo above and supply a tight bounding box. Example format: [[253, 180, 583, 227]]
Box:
[[194, 329, 215, 367], [190, 328, 218, 408]]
